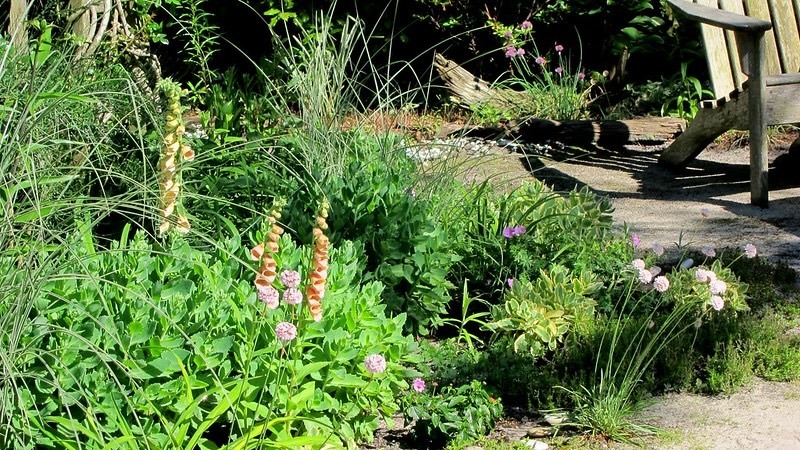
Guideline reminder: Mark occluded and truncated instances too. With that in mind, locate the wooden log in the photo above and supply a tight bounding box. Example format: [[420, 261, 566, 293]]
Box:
[[434, 53, 685, 146]]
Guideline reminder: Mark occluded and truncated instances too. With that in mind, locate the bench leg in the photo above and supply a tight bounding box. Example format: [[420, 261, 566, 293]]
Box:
[[658, 106, 739, 167]]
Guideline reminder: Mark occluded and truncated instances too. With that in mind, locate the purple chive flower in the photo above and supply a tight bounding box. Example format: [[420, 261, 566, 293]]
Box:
[[280, 270, 301, 288], [631, 233, 641, 248], [535, 56, 546, 65], [516, 47, 526, 56], [283, 287, 303, 305], [555, 66, 564, 75], [505, 46, 517, 58], [275, 322, 297, 341], [502, 226, 515, 238], [577, 72, 586, 80], [507, 278, 514, 288], [512, 225, 526, 236], [555, 44, 564, 53], [653, 276, 670, 293], [744, 243, 757, 258], [258, 286, 280, 309], [711, 295, 725, 311], [364, 354, 387, 374], [412, 378, 426, 393], [652, 242, 664, 256], [701, 245, 716, 258], [521, 20, 533, 29]]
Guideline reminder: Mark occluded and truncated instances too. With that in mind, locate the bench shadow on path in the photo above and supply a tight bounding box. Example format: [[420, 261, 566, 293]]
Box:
[[518, 142, 800, 240]]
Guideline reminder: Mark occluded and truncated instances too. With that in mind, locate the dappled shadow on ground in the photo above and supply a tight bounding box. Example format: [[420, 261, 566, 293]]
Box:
[[516, 139, 800, 265]]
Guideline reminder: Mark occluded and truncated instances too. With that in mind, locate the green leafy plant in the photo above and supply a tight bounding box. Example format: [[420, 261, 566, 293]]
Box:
[[402, 380, 504, 448], [660, 62, 714, 120]]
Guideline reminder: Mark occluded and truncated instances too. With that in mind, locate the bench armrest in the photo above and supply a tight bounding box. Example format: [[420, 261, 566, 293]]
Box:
[[666, 0, 772, 33]]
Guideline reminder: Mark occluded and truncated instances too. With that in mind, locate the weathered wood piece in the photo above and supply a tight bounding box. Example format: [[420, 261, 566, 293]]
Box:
[[433, 53, 530, 110], [9, 0, 28, 51], [660, 0, 800, 207]]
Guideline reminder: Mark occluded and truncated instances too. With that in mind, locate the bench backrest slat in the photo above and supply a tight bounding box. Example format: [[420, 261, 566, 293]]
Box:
[[694, 0, 800, 98]]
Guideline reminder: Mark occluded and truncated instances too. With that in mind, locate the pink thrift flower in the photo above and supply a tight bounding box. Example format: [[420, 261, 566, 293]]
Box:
[[695, 269, 715, 283], [258, 286, 280, 309], [710, 279, 727, 295], [577, 72, 585, 80], [632, 259, 646, 270], [280, 270, 301, 288], [649, 266, 662, 277], [535, 56, 546, 65], [711, 295, 725, 311], [744, 243, 757, 258], [275, 321, 297, 341], [631, 233, 641, 248], [502, 226, 515, 238], [555, 66, 564, 75], [638, 268, 653, 284], [283, 287, 303, 305], [412, 378, 426, 393], [701, 245, 716, 258], [512, 225, 526, 236], [505, 46, 517, 58], [521, 20, 533, 29], [653, 276, 670, 293], [652, 242, 665, 256], [555, 44, 564, 53], [516, 47, 526, 56], [364, 354, 387, 374]]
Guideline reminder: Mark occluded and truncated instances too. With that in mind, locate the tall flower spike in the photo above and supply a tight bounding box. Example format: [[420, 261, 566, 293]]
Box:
[[306, 200, 329, 322], [156, 79, 194, 236], [254, 198, 286, 289]]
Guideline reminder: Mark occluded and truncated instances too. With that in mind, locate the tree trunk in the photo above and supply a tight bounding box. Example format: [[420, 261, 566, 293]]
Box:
[[9, 0, 28, 51]]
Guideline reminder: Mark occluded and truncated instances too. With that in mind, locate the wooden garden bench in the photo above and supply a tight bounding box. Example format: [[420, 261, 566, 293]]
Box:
[[659, 0, 800, 207]]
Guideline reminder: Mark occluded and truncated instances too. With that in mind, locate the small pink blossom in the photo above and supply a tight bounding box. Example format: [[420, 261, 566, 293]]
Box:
[[516, 47, 526, 56], [505, 46, 517, 58], [280, 270, 301, 288], [521, 20, 533, 29], [711, 295, 725, 311], [258, 286, 280, 309], [710, 279, 727, 295], [695, 269, 716, 283], [652, 242, 664, 256], [283, 287, 303, 305], [555, 66, 564, 75], [364, 354, 387, 374], [555, 44, 564, 53], [701, 245, 716, 258], [512, 225, 526, 236], [632, 259, 646, 270], [535, 56, 546, 65], [577, 72, 585, 80], [412, 378, 426, 393], [504, 30, 513, 39], [275, 321, 297, 341], [507, 278, 514, 288], [638, 268, 653, 284], [653, 276, 670, 293], [631, 233, 641, 248], [744, 243, 757, 258]]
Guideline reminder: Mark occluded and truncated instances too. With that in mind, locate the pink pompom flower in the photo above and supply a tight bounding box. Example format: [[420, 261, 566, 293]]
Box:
[[275, 322, 297, 341], [653, 276, 670, 293], [258, 286, 280, 309], [364, 354, 387, 374], [744, 243, 757, 259], [711, 295, 725, 311], [283, 287, 303, 305], [280, 270, 301, 288]]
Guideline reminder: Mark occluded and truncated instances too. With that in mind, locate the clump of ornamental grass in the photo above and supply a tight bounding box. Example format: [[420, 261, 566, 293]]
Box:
[[158, 79, 195, 235], [563, 219, 758, 444]]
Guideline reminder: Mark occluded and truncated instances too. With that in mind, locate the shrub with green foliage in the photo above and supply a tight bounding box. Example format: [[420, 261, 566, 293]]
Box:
[[5, 228, 419, 448], [402, 380, 504, 448]]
